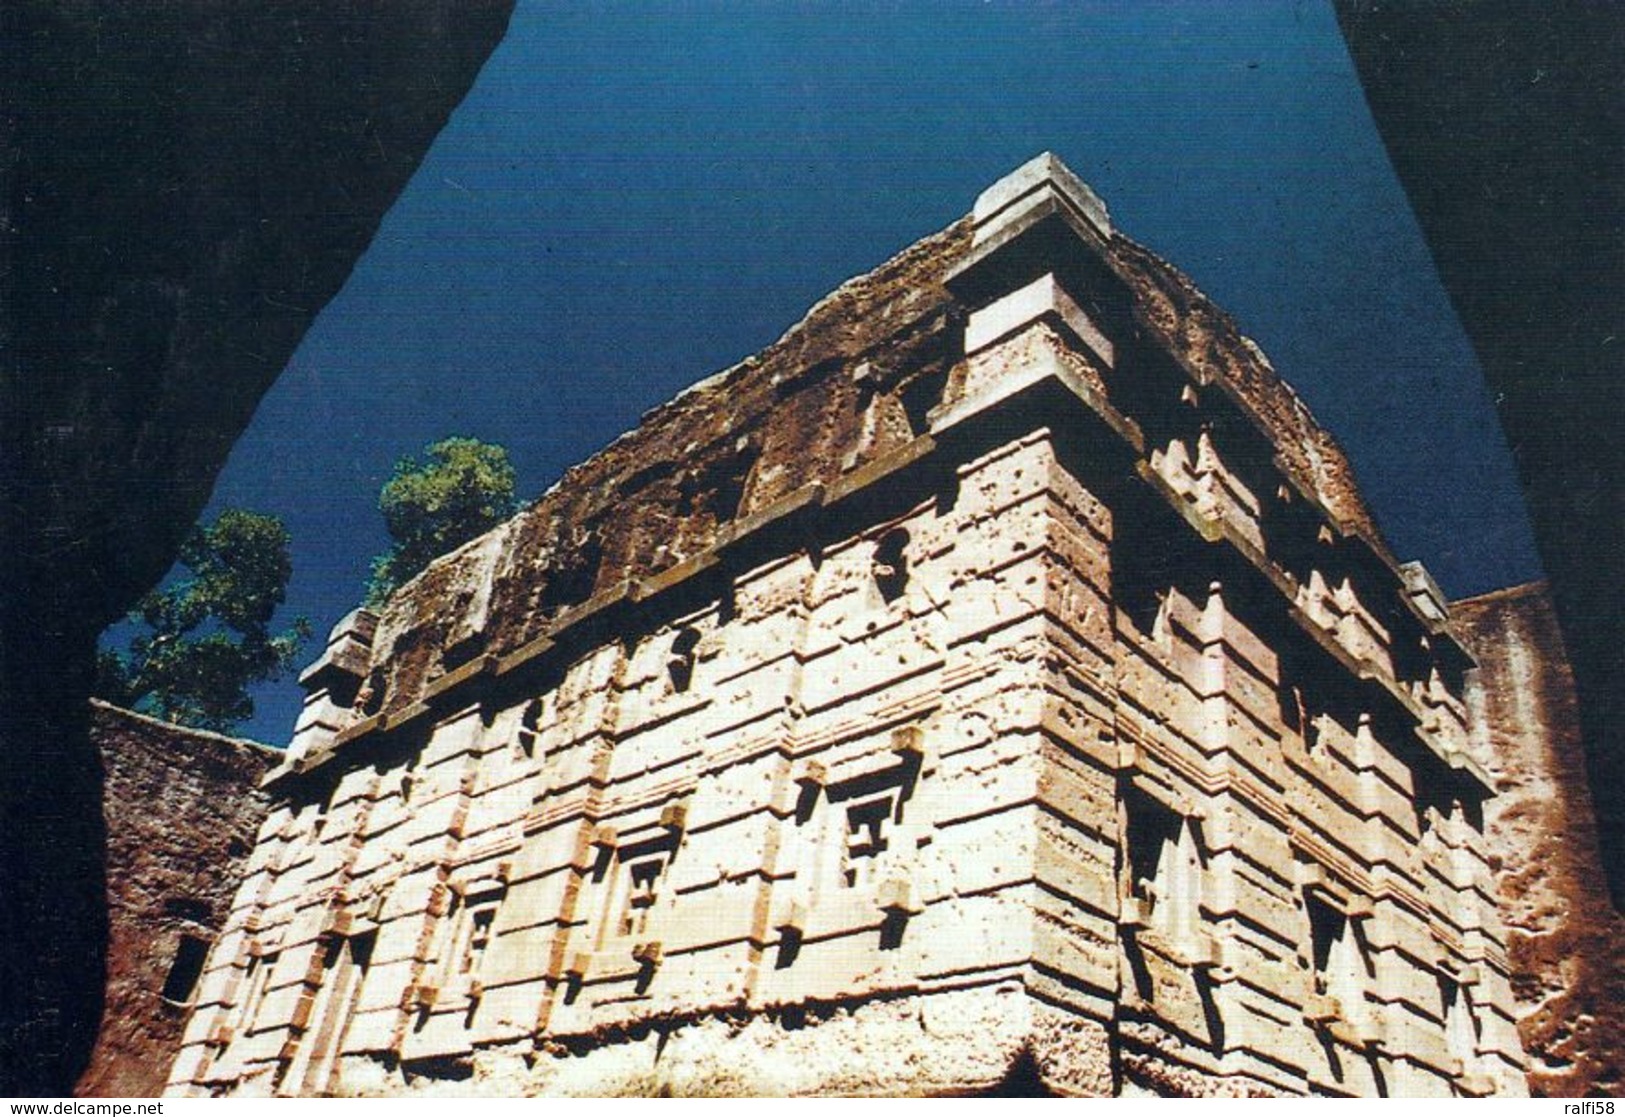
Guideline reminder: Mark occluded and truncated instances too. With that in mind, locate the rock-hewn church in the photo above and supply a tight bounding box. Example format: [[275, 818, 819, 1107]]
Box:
[[166, 155, 1534, 1096]]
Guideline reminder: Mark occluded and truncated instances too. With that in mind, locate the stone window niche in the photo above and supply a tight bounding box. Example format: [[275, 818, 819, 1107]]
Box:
[[358, 668, 386, 718], [440, 889, 502, 999], [1304, 892, 1376, 1050], [667, 628, 701, 694], [1122, 787, 1205, 959], [234, 950, 278, 1038], [678, 436, 760, 528], [871, 528, 910, 605], [786, 731, 931, 947], [160, 932, 211, 1007], [576, 816, 684, 986], [282, 930, 375, 1096], [1439, 970, 1488, 1092], [538, 532, 604, 617]]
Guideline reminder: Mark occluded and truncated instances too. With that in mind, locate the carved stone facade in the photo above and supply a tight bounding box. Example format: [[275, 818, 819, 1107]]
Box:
[[167, 155, 1529, 1097]]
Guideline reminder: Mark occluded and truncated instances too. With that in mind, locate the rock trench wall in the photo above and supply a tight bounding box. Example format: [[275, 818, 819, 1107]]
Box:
[[77, 703, 276, 1098], [1454, 584, 1625, 1098]]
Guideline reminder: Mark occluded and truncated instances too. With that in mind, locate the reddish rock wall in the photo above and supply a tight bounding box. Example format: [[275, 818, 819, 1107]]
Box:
[[77, 702, 276, 1098], [1455, 583, 1625, 1097]]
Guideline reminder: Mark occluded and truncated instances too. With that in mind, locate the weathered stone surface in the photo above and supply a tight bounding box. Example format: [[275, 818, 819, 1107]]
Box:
[[0, 5, 513, 1092], [1454, 583, 1625, 1097], [178, 155, 1527, 1097], [75, 703, 276, 1098]]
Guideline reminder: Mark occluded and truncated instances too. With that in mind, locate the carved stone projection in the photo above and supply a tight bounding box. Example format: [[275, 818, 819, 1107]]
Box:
[[168, 155, 1528, 1097]]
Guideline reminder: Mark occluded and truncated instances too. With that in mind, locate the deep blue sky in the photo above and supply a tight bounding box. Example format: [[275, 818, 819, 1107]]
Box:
[[196, 1, 1540, 744]]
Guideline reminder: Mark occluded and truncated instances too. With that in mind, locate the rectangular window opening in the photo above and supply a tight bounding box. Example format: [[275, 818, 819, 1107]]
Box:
[[161, 932, 211, 1005]]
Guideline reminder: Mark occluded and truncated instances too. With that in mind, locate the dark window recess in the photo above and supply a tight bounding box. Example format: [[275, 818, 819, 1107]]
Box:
[[1390, 629, 1432, 688], [668, 628, 701, 693], [1124, 786, 1180, 896], [442, 633, 485, 670], [843, 798, 892, 887], [617, 459, 676, 500], [461, 909, 494, 977], [717, 441, 760, 524], [620, 857, 666, 936], [674, 435, 760, 525], [327, 668, 364, 713], [162, 933, 211, 1004], [517, 698, 542, 758], [679, 439, 760, 525], [873, 529, 910, 603], [1307, 895, 1342, 981], [1112, 499, 1204, 639], [1282, 684, 1322, 753], [359, 668, 386, 717], [1460, 794, 1484, 833], [1278, 644, 1358, 757], [1416, 778, 1480, 837], [538, 533, 603, 615], [163, 897, 210, 923], [898, 370, 945, 436]]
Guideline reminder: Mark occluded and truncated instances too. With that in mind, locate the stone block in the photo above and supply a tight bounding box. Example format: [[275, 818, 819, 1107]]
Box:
[[400, 1006, 476, 1064], [1034, 891, 1119, 992], [969, 151, 1113, 242], [469, 981, 547, 1045], [667, 878, 769, 951], [338, 1006, 398, 1056], [965, 273, 1115, 369], [1036, 823, 1117, 920]]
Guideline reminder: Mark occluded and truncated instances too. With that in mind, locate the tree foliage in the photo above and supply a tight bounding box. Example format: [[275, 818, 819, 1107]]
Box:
[[95, 509, 310, 733], [364, 437, 519, 606]]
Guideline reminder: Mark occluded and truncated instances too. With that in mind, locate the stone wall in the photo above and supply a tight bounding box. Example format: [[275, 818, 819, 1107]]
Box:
[[167, 155, 1528, 1097], [1454, 583, 1625, 1097], [78, 702, 276, 1097]]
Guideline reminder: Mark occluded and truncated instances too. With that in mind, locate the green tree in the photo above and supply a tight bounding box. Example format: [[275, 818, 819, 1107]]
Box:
[[95, 509, 311, 732], [364, 437, 519, 606]]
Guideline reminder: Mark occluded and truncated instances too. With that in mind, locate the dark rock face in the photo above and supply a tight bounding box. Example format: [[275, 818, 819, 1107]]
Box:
[[1334, 1, 1625, 901], [1455, 584, 1625, 1097], [76, 703, 275, 1099], [0, 3, 512, 1094]]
